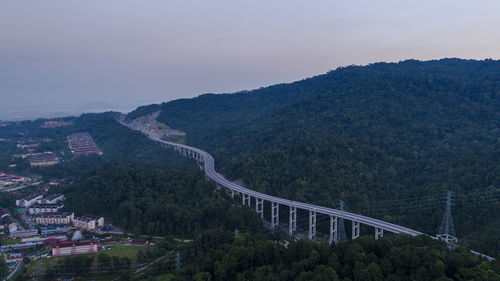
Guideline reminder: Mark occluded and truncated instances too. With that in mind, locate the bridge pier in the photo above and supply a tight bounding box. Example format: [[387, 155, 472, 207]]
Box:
[[271, 202, 279, 229], [309, 210, 316, 239], [255, 198, 264, 218], [352, 221, 360, 239], [375, 227, 384, 240], [329, 216, 337, 245], [289, 206, 296, 236], [242, 194, 251, 206]]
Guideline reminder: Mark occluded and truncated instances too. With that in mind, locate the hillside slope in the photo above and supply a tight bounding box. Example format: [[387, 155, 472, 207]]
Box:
[[129, 58, 500, 256]]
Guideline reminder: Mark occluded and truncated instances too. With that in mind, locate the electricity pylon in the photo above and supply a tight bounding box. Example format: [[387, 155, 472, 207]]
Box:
[[436, 191, 458, 247]]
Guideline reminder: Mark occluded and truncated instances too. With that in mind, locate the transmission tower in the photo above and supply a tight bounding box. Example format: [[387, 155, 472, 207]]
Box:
[[336, 200, 347, 243], [436, 191, 458, 246]]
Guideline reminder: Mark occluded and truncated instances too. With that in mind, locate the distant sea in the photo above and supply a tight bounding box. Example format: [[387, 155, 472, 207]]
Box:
[[0, 101, 144, 121]]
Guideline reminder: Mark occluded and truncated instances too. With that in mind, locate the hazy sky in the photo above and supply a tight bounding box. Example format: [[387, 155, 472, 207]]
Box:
[[1, 0, 499, 120]]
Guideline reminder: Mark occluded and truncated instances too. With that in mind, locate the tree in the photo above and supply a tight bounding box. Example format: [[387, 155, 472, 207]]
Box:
[[97, 253, 112, 268]]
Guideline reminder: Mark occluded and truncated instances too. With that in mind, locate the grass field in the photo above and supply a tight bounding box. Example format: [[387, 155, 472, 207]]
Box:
[[26, 244, 155, 278]]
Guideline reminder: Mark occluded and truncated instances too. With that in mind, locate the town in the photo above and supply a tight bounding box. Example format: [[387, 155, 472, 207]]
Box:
[[0, 128, 119, 278], [0, 186, 153, 279]]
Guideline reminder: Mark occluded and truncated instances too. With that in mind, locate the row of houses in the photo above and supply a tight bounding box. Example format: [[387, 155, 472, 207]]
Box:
[[35, 213, 104, 230], [28, 202, 64, 215], [27, 152, 60, 167], [16, 193, 64, 208], [43, 121, 73, 128], [9, 212, 105, 238], [12, 152, 60, 167], [67, 132, 103, 157], [0, 172, 28, 187], [36, 212, 74, 226]]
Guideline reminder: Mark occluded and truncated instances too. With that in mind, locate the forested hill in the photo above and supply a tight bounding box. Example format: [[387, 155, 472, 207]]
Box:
[[129, 58, 500, 146], [128, 58, 500, 257]]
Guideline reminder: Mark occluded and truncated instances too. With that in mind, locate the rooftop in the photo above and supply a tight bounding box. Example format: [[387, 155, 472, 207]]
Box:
[[37, 212, 73, 218], [82, 214, 103, 220], [23, 192, 44, 201], [55, 239, 97, 248], [44, 194, 64, 201], [30, 203, 64, 208]]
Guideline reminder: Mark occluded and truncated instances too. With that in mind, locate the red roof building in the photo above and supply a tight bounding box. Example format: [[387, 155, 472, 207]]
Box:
[[52, 240, 98, 257]]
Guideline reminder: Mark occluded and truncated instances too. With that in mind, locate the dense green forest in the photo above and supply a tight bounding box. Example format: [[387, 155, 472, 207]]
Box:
[[57, 158, 500, 280], [60, 160, 263, 236], [144, 233, 500, 281], [128, 59, 500, 256]]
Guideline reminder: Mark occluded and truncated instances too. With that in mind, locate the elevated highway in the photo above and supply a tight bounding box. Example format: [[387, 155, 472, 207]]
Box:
[[151, 136, 423, 244]]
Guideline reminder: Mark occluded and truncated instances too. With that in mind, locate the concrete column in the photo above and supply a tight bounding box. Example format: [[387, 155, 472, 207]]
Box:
[[309, 210, 316, 239], [329, 216, 338, 245], [255, 198, 264, 218], [289, 206, 296, 236], [352, 221, 360, 239], [271, 202, 279, 229], [375, 227, 384, 240], [242, 194, 250, 206], [231, 190, 235, 198]]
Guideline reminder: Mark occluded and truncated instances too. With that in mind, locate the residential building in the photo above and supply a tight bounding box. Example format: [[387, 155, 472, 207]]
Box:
[[52, 240, 98, 256], [27, 152, 59, 167], [41, 194, 65, 204], [43, 121, 74, 128], [72, 216, 95, 230], [36, 212, 74, 225], [0, 172, 28, 187], [10, 229, 38, 238], [73, 214, 104, 230], [67, 132, 103, 156], [83, 214, 104, 227], [16, 192, 43, 207], [28, 203, 64, 215]]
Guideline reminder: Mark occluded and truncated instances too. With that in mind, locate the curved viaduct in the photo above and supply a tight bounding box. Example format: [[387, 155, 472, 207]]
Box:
[[150, 136, 422, 244]]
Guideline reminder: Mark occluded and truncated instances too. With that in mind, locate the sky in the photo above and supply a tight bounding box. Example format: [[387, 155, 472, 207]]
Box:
[[1, 0, 500, 120]]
